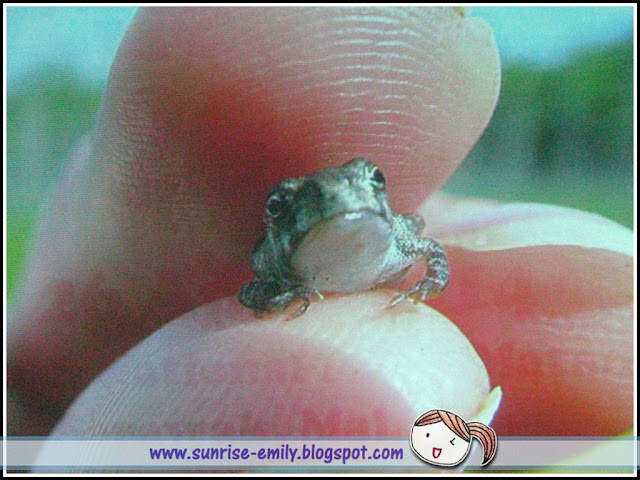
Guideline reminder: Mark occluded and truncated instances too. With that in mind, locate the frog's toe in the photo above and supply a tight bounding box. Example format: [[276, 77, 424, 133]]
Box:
[[287, 296, 310, 319], [388, 293, 407, 308], [388, 287, 418, 308], [389, 278, 445, 308]]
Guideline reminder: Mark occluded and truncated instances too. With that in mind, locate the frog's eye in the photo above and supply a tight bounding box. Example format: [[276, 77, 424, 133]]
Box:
[[266, 195, 284, 218], [370, 166, 386, 189]]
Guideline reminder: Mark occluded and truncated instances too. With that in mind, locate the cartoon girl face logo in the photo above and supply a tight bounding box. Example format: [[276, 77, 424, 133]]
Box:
[[410, 409, 497, 467]]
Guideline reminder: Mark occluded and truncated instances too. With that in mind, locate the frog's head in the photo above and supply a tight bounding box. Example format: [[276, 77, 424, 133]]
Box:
[[264, 158, 393, 244], [262, 158, 397, 287]]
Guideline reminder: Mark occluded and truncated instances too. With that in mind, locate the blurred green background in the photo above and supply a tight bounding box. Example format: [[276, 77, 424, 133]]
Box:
[[445, 33, 634, 224], [5, 7, 635, 301]]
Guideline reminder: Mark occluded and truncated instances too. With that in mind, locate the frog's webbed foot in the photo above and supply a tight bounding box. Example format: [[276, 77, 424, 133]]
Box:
[[238, 280, 324, 318], [389, 238, 449, 308]]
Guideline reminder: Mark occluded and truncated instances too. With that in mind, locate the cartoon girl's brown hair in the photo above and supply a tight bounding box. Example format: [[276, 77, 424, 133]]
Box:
[[414, 409, 497, 466]]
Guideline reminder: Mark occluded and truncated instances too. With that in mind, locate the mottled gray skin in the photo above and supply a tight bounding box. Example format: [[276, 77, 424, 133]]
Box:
[[238, 158, 449, 316]]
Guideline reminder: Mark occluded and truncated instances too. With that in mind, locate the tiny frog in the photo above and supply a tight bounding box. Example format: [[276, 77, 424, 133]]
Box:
[[238, 158, 449, 316]]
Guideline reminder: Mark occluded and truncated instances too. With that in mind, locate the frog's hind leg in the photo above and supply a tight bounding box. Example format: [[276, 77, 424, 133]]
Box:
[[389, 238, 449, 307], [238, 280, 320, 317], [266, 287, 324, 319]]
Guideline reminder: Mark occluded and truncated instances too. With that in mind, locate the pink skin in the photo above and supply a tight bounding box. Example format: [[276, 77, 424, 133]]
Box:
[[7, 8, 632, 439]]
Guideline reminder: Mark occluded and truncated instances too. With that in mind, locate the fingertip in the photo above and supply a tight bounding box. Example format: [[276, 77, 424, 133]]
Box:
[[53, 292, 492, 436], [104, 8, 501, 221]]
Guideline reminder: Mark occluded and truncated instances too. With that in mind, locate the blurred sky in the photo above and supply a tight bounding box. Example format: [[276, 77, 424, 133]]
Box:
[[6, 6, 635, 84]]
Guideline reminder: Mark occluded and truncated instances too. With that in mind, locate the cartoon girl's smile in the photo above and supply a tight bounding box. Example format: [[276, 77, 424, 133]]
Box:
[[432, 447, 442, 458]]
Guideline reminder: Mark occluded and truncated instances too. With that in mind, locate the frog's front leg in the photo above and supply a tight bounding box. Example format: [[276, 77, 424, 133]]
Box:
[[238, 280, 321, 317], [389, 237, 449, 308]]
